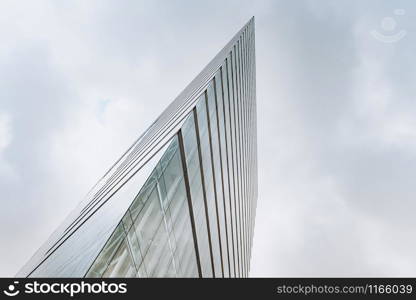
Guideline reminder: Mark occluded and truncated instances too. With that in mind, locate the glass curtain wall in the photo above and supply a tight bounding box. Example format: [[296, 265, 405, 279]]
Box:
[[84, 22, 255, 278], [86, 137, 199, 278]]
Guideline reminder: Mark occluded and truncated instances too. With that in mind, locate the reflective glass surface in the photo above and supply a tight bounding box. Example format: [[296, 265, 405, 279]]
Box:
[[196, 90, 222, 277], [181, 112, 213, 277], [20, 18, 256, 279], [214, 70, 230, 278], [86, 137, 198, 278]]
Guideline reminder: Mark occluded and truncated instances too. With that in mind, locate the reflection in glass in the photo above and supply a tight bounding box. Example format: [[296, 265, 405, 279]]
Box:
[[86, 136, 198, 278]]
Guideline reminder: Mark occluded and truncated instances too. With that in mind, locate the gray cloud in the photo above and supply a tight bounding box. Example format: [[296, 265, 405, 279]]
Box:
[[0, 0, 415, 276]]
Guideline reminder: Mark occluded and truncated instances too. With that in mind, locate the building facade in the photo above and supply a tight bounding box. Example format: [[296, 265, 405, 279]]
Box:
[[18, 18, 257, 278]]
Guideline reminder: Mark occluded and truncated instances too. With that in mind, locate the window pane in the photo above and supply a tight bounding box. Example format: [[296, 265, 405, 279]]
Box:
[[231, 48, 242, 277], [126, 224, 144, 269], [142, 217, 171, 276], [86, 224, 125, 277], [226, 55, 238, 277], [221, 61, 234, 278], [196, 87, 223, 277], [133, 187, 163, 257], [103, 239, 136, 277], [214, 70, 230, 277], [181, 111, 213, 277]]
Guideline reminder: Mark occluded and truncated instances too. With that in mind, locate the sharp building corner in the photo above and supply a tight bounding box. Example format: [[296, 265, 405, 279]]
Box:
[[18, 17, 257, 278]]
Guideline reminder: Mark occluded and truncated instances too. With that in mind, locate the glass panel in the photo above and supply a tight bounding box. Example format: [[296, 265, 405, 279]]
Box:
[[181, 237, 199, 277], [231, 47, 242, 277], [162, 137, 198, 278], [87, 136, 199, 278], [134, 186, 163, 256], [242, 33, 251, 276], [126, 224, 144, 269], [241, 35, 249, 277], [236, 40, 246, 277], [84, 31, 257, 279], [226, 55, 238, 277], [165, 259, 177, 278], [181, 111, 213, 277], [85, 224, 125, 277], [122, 211, 133, 232], [130, 177, 156, 221], [221, 61, 235, 278], [137, 261, 147, 277], [241, 34, 251, 277], [152, 241, 176, 277], [161, 150, 182, 211], [102, 239, 137, 277], [143, 220, 171, 276], [168, 180, 197, 277], [196, 88, 222, 277], [214, 70, 230, 278]]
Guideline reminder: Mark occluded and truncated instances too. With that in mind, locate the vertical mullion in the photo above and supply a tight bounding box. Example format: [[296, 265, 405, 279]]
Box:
[[206, 82, 225, 277], [193, 107, 216, 277], [231, 48, 242, 277], [229, 51, 240, 277], [249, 26, 255, 268], [223, 59, 236, 277], [243, 30, 251, 276], [239, 32, 248, 277], [236, 39, 247, 277], [248, 29, 253, 274], [234, 41, 244, 277], [251, 21, 258, 264], [245, 30, 252, 273], [217, 66, 231, 277], [241, 34, 248, 277], [244, 27, 252, 273], [242, 34, 249, 277], [177, 131, 202, 278]]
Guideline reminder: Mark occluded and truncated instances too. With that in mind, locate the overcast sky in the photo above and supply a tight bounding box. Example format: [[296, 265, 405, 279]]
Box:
[[1, 0, 415, 277]]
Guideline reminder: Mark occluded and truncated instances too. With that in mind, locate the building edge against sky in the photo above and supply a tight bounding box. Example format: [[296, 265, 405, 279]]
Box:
[[17, 17, 257, 278]]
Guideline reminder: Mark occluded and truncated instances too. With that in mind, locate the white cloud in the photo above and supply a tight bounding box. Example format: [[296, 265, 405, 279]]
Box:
[[0, 112, 11, 150], [1, 0, 416, 277], [0, 112, 17, 180]]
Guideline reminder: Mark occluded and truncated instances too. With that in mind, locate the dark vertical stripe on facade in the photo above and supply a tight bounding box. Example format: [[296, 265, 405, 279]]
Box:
[[205, 81, 225, 277], [222, 58, 235, 277], [178, 130, 202, 278], [193, 107, 216, 277], [230, 49, 241, 277], [228, 51, 238, 277], [218, 66, 232, 276]]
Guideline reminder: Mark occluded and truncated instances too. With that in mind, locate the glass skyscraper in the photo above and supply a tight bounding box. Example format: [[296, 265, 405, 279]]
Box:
[[18, 17, 257, 278]]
